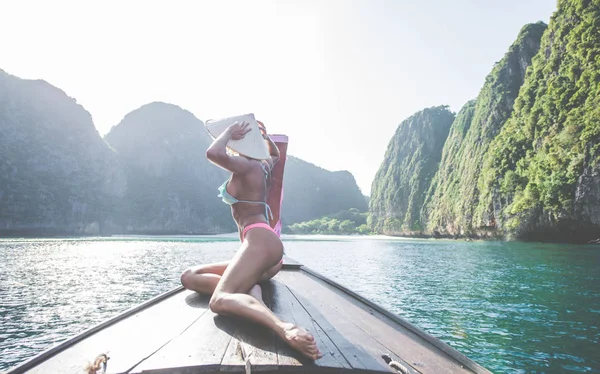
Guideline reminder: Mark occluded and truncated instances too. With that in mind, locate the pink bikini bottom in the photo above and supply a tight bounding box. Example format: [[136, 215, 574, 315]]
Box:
[[242, 222, 283, 265]]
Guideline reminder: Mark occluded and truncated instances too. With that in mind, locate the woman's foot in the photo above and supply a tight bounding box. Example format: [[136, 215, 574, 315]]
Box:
[[281, 323, 323, 360]]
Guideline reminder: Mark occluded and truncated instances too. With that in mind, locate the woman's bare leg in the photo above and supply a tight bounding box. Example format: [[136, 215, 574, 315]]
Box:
[[181, 261, 229, 295], [180, 260, 282, 295], [248, 284, 266, 307], [249, 259, 284, 308], [209, 229, 322, 360]]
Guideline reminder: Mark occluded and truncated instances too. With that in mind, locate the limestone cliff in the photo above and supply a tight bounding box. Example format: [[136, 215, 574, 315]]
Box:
[[370, 0, 600, 243], [0, 69, 125, 236], [476, 0, 600, 243], [369, 106, 455, 235], [423, 22, 547, 238]]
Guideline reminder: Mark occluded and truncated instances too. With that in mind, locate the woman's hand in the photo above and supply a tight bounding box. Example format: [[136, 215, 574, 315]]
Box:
[[257, 121, 268, 139], [226, 121, 252, 140], [258, 120, 280, 161]]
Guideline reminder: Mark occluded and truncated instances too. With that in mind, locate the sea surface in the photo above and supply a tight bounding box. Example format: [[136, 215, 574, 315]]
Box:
[[0, 235, 598, 373]]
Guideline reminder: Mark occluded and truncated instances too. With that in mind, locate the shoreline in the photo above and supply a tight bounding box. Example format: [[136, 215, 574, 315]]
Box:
[[1, 232, 598, 246]]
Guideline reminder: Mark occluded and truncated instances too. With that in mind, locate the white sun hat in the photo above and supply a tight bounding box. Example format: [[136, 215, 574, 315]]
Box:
[[205, 113, 270, 160]]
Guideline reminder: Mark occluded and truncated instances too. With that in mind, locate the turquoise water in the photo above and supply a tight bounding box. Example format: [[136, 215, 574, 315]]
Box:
[[0, 236, 598, 373]]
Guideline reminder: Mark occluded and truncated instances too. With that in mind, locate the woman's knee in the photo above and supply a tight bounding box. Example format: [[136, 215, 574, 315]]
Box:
[[181, 265, 208, 289], [180, 263, 214, 288], [180, 268, 194, 289], [209, 292, 231, 315]]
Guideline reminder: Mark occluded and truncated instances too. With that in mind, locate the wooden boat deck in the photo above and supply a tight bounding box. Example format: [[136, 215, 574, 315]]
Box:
[[6, 258, 491, 374]]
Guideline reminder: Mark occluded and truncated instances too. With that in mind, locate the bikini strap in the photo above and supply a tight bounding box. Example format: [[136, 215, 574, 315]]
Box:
[[233, 199, 273, 221], [260, 160, 273, 220], [265, 203, 274, 221]]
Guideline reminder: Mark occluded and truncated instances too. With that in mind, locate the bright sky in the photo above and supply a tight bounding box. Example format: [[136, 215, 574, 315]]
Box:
[[1, 0, 556, 195]]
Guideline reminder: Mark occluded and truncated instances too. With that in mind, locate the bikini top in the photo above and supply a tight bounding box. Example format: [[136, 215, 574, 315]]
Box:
[[217, 161, 274, 221]]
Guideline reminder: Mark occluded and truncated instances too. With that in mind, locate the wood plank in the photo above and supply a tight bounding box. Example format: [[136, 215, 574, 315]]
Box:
[[260, 280, 307, 369], [220, 304, 279, 372], [266, 278, 306, 369], [269, 278, 352, 370], [261, 281, 302, 369], [278, 271, 477, 374], [24, 290, 209, 374], [281, 255, 302, 269], [287, 285, 418, 374], [278, 272, 413, 373], [130, 310, 235, 373], [301, 267, 490, 374]]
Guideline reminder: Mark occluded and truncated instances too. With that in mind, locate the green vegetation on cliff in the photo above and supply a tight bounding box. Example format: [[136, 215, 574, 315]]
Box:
[[3, 0, 598, 243], [476, 0, 600, 242], [424, 22, 547, 237], [369, 106, 455, 235], [369, 0, 600, 243]]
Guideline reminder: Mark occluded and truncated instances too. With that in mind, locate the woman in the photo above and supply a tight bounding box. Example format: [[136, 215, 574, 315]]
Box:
[[180, 120, 322, 360]]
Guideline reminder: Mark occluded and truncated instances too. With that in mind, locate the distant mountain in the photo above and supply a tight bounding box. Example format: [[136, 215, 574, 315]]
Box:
[[281, 156, 368, 225], [0, 74, 367, 236], [103, 103, 368, 232], [0, 69, 125, 236], [103, 102, 235, 234]]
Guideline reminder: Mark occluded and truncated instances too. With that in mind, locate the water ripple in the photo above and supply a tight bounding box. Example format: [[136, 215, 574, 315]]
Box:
[[0, 237, 599, 374], [284, 239, 600, 374]]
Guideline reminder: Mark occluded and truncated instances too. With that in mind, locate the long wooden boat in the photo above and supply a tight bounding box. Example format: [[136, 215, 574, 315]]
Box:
[[4, 134, 493, 374], [5, 256, 492, 374]]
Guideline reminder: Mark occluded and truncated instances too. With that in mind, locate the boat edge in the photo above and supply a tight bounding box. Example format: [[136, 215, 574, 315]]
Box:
[[5, 260, 493, 374], [5, 286, 186, 374], [298, 265, 493, 374]]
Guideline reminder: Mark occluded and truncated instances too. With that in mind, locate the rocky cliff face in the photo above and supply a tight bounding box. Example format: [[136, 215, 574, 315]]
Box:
[[103, 102, 235, 234], [574, 160, 600, 226], [475, 0, 600, 243], [0, 69, 125, 236], [424, 22, 547, 238], [369, 106, 455, 235], [370, 0, 600, 243]]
